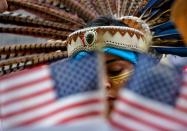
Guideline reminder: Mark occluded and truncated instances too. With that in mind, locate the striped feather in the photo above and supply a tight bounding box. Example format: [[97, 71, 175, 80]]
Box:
[[0, 12, 79, 31], [0, 26, 70, 39], [0, 41, 66, 57], [7, 0, 85, 25], [59, 0, 96, 21], [0, 51, 67, 76]]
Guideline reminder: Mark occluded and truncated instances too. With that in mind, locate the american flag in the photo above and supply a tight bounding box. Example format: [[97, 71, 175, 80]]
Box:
[[110, 54, 187, 130], [0, 53, 105, 130]]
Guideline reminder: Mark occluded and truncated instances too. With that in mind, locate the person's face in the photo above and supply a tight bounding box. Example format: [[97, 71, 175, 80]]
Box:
[[104, 54, 134, 113]]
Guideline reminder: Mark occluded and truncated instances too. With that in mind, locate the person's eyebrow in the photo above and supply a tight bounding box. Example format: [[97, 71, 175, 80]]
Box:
[[106, 58, 121, 64]]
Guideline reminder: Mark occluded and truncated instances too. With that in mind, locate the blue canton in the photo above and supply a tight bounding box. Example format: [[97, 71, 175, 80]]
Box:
[[126, 54, 181, 106], [50, 53, 99, 98]]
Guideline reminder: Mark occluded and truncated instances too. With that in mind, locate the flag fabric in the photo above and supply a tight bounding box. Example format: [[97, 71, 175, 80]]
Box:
[[177, 66, 187, 113], [0, 53, 105, 130], [110, 54, 187, 131]]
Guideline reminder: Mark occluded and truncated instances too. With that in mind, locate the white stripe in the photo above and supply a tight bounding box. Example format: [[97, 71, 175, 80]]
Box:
[[1, 92, 55, 115], [3, 92, 102, 128], [177, 98, 187, 109], [7, 118, 108, 131], [112, 112, 156, 131], [1, 80, 53, 103], [55, 91, 104, 107], [116, 101, 184, 130], [121, 90, 187, 122], [57, 117, 108, 130], [0, 66, 49, 92], [34, 102, 104, 126]]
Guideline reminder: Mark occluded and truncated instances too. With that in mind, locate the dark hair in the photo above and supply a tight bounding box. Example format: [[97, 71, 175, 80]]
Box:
[[85, 16, 129, 27]]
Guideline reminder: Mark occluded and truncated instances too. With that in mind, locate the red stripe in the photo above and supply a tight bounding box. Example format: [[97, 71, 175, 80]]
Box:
[[119, 96, 187, 126], [57, 111, 101, 125], [0, 65, 46, 81], [2, 99, 55, 119], [15, 98, 101, 126], [182, 82, 187, 87], [109, 117, 134, 131], [0, 76, 51, 94], [177, 106, 187, 113], [1, 87, 53, 106], [179, 94, 187, 100], [114, 109, 170, 130]]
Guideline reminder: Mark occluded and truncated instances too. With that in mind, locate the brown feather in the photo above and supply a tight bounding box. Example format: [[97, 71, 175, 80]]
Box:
[[0, 41, 67, 60], [60, 0, 97, 21], [7, 0, 85, 25], [78, 0, 99, 16], [94, 0, 111, 16], [0, 51, 68, 76], [0, 12, 79, 31], [0, 26, 70, 39]]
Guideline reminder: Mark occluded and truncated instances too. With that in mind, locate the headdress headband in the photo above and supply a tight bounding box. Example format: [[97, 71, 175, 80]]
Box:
[[67, 25, 150, 56]]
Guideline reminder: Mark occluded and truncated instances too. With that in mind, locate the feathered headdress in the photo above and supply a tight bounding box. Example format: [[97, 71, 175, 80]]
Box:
[[0, 0, 186, 75]]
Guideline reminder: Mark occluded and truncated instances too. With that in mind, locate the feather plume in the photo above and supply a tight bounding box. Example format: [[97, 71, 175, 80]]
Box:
[[0, 41, 66, 56], [0, 26, 70, 39], [78, 0, 99, 16], [0, 51, 67, 75], [0, 12, 79, 31], [7, 0, 85, 25], [59, 0, 96, 21], [96, 0, 112, 16]]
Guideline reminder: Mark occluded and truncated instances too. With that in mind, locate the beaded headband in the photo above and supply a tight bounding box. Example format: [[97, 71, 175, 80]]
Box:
[[67, 16, 152, 56]]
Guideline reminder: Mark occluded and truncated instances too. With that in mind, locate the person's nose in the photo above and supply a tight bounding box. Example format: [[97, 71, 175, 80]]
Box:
[[104, 77, 112, 90]]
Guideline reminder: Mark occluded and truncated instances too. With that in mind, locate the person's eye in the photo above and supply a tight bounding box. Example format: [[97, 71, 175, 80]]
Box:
[[107, 68, 123, 76]]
